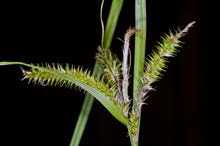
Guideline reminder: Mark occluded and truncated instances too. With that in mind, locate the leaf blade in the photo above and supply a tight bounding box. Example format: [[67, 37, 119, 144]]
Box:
[[104, 0, 124, 49], [133, 0, 147, 99], [130, 0, 147, 145], [0, 61, 129, 126], [70, 0, 125, 145], [70, 96, 94, 146]]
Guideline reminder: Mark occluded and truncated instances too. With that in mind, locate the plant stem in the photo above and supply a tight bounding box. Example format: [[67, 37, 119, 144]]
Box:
[[133, 0, 147, 99], [133, 0, 147, 145], [69, 94, 94, 146], [128, 126, 135, 146], [69, 0, 124, 145], [104, 0, 124, 49]]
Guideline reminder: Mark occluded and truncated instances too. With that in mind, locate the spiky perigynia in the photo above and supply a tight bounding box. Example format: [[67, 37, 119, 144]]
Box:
[[96, 46, 122, 87], [129, 21, 195, 144], [139, 21, 195, 100], [22, 63, 115, 96], [0, 61, 129, 126], [0, 21, 195, 146]]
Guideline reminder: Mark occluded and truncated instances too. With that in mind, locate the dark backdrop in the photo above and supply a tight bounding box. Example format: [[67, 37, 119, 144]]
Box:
[[0, 0, 207, 146]]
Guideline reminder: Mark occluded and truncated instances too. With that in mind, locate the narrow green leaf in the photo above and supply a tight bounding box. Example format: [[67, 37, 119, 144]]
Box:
[[70, 96, 94, 146], [70, 0, 124, 145], [0, 61, 129, 127], [104, 0, 124, 49], [70, 66, 98, 146], [133, 0, 147, 99], [131, 0, 147, 145]]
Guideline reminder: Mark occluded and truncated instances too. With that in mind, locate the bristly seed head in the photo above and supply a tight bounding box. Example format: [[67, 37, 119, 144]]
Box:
[[128, 22, 195, 139], [137, 21, 196, 102]]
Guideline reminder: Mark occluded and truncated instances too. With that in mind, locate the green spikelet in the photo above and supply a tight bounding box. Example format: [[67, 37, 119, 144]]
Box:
[[129, 21, 195, 143], [143, 33, 180, 84], [96, 46, 122, 87], [0, 61, 129, 125], [0, 20, 195, 145], [22, 63, 117, 101], [139, 21, 195, 100]]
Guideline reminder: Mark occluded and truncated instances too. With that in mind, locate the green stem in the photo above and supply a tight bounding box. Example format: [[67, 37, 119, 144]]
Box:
[[128, 126, 135, 146], [133, 0, 147, 99], [133, 0, 147, 145], [69, 95, 94, 146], [69, 0, 124, 145], [104, 0, 124, 49]]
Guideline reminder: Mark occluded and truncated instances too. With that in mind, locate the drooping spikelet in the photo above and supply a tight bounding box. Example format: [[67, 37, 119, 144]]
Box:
[[22, 63, 117, 101], [16, 62, 129, 125]]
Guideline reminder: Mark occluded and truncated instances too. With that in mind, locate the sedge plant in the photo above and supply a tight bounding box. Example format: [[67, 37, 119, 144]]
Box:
[[0, 0, 195, 145]]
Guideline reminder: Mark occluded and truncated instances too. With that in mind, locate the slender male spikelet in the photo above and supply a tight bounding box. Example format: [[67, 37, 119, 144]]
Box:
[[121, 28, 140, 117], [122, 29, 139, 103]]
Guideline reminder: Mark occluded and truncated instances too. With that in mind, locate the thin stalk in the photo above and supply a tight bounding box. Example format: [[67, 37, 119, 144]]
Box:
[[128, 126, 135, 146], [133, 0, 147, 99], [69, 63, 101, 146], [132, 0, 147, 145], [68, 91, 94, 146], [104, 0, 124, 49], [69, 0, 124, 145]]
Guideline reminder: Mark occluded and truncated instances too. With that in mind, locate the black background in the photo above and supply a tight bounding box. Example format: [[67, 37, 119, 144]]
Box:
[[0, 0, 207, 146]]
